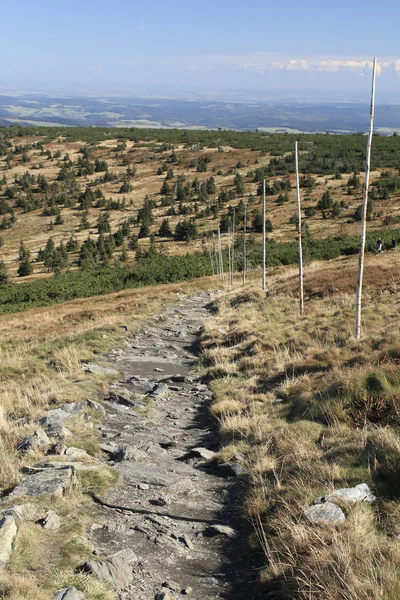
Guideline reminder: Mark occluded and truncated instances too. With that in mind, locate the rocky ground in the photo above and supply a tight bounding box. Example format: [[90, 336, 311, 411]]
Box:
[[87, 290, 252, 600]]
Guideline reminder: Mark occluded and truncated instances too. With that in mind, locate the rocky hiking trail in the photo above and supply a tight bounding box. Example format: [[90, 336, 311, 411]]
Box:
[[83, 291, 251, 600]]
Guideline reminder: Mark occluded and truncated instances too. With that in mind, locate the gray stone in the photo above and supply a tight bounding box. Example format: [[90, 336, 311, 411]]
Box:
[[313, 483, 376, 506], [218, 462, 247, 477], [83, 362, 119, 376], [191, 447, 216, 461], [43, 423, 73, 440], [3, 503, 39, 523], [0, 515, 17, 566], [38, 408, 74, 429], [80, 551, 136, 591], [303, 502, 346, 525], [10, 466, 77, 499], [40, 510, 61, 530], [113, 446, 145, 462], [54, 587, 85, 600], [28, 460, 98, 473], [64, 447, 91, 460], [204, 524, 238, 538], [59, 400, 106, 417], [150, 383, 169, 398], [107, 392, 136, 408], [156, 592, 177, 600], [17, 428, 51, 453]]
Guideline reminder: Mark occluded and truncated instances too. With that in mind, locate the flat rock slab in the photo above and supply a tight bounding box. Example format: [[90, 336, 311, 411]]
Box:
[[10, 466, 76, 499], [303, 502, 346, 525], [313, 483, 376, 505], [0, 515, 17, 566], [83, 363, 119, 376], [81, 551, 136, 591], [116, 462, 192, 489]]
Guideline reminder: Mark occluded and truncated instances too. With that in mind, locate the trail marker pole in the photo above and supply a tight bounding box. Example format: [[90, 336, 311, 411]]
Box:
[[231, 208, 235, 285], [228, 226, 232, 285], [209, 246, 215, 276], [243, 203, 247, 285], [262, 179, 266, 291], [295, 141, 304, 315], [218, 227, 224, 281], [213, 234, 219, 277], [355, 58, 377, 339]]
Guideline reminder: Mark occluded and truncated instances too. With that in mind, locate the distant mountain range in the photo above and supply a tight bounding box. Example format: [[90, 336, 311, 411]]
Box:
[[0, 93, 399, 134]]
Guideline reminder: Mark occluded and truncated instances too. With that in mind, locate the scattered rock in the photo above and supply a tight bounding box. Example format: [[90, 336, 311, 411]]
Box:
[[54, 587, 85, 600], [3, 503, 39, 523], [204, 524, 238, 538], [156, 592, 176, 600], [64, 447, 91, 461], [38, 408, 75, 429], [39, 510, 61, 530], [0, 515, 17, 566], [179, 533, 194, 549], [60, 400, 106, 417], [313, 483, 376, 506], [112, 445, 145, 462], [218, 462, 247, 477], [17, 428, 51, 453], [43, 423, 73, 440], [182, 586, 193, 595], [303, 502, 346, 525], [10, 466, 77, 499], [161, 581, 180, 591], [191, 447, 216, 461], [80, 550, 136, 591], [83, 363, 118, 376], [106, 392, 137, 408], [150, 383, 169, 399]]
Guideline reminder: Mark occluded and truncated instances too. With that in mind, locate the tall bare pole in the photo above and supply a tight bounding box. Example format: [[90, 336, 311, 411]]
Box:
[[209, 245, 215, 276], [355, 58, 377, 339], [295, 141, 304, 315], [243, 203, 247, 285], [228, 227, 232, 285], [213, 234, 219, 277], [262, 179, 266, 291], [231, 208, 235, 285], [217, 226, 224, 281]]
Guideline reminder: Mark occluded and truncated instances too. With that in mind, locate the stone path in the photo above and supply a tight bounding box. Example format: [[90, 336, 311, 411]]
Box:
[[90, 291, 251, 600]]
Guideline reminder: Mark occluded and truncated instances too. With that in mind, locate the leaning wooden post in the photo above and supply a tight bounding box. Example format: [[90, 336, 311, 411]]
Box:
[[231, 208, 235, 285], [355, 58, 377, 339], [242, 204, 247, 285], [218, 226, 224, 281], [262, 179, 266, 291], [295, 141, 304, 315]]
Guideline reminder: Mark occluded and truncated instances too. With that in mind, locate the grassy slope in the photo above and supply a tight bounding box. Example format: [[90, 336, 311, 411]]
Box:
[[0, 129, 399, 281], [0, 275, 219, 600], [201, 251, 400, 600]]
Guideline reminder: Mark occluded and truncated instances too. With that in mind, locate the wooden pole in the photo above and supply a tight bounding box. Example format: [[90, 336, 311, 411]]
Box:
[[228, 227, 232, 285], [213, 234, 219, 277], [209, 245, 215, 276], [295, 141, 304, 315], [231, 208, 235, 285], [355, 58, 377, 339], [218, 226, 224, 281], [243, 203, 247, 285], [262, 179, 266, 291]]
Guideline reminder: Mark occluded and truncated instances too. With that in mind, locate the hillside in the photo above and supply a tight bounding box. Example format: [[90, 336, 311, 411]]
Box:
[[0, 126, 399, 290]]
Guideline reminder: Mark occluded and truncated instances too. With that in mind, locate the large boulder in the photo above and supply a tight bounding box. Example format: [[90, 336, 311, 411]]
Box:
[[0, 515, 17, 566], [313, 483, 376, 506], [303, 502, 346, 525], [3, 503, 39, 523]]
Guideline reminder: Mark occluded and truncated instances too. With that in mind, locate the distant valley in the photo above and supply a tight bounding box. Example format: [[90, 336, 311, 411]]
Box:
[[1, 93, 400, 133]]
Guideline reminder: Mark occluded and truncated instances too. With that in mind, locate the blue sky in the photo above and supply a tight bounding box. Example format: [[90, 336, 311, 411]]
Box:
[[1, 0, 400, 99]]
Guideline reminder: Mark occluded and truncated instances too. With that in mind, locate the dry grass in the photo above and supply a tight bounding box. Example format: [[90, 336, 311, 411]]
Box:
[[0, 274, 218, 598], [202, 258, 400, 599]]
